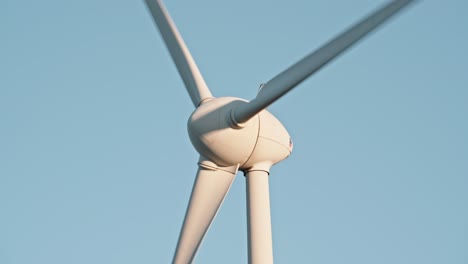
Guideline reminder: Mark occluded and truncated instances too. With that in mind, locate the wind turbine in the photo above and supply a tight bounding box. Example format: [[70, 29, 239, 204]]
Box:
[[144, 0, 416, 263]]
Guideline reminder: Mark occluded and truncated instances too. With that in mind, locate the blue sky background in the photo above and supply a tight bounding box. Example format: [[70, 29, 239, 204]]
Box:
[[2, 0, 467, 263]]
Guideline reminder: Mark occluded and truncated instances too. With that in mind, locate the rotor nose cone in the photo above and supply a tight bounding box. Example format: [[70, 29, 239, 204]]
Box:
[[240, 110, 292, 172]]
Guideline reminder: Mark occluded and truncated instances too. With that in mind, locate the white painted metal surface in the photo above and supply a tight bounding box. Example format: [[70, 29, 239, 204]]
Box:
[[187, 97, 292, 171], [246, 170, 274, 264]]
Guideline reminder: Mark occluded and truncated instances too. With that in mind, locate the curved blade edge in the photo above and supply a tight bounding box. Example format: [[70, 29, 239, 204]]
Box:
[[234, 0, 416, 124], [172, 161, 238, 264], [145, 0, 213, 107]]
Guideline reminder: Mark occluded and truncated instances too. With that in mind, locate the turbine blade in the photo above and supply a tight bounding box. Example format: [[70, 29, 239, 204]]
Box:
[[233, 0, 415, 124], [145, 0, 213, 107], [173, 161, 238, 264]]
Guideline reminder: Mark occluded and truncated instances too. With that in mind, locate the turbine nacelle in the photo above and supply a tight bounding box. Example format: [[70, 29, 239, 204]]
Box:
[[188, 97, 292, 172]]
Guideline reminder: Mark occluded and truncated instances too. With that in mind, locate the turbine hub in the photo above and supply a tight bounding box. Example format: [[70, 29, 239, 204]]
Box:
[[188, 97, 292, 172]]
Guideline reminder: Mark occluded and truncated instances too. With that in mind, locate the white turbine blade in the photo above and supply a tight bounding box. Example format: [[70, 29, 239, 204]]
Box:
[[173, 163, 238, 264], [233, 0, 415, 124], [145, 0, 213, 107]]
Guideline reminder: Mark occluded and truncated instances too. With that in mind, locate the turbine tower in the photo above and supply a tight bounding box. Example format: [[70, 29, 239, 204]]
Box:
[[144, 0, 416, 263]]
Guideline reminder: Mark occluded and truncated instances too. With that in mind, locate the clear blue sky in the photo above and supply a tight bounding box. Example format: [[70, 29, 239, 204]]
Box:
[[2, 0, 467, 263]]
